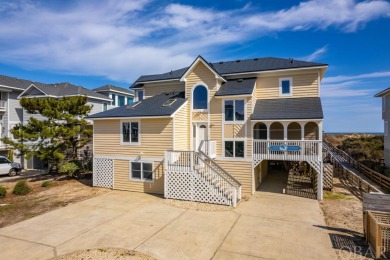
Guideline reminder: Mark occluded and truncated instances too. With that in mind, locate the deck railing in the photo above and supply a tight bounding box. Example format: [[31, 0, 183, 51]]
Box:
[[253, 140, 322, 161], [165, 150, 194, 172]]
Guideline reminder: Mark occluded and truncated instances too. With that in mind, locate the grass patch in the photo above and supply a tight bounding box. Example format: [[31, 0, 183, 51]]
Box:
[[0, 205, 13, 213], [324, 191, 352, 200], [41, 181, 53, 188]]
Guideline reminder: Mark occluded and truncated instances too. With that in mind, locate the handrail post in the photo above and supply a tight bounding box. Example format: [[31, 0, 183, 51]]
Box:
[[190, 151, 194, 171]]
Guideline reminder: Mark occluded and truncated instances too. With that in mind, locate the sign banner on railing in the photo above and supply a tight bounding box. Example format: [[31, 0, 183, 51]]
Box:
[[269, 144, 301, 152]]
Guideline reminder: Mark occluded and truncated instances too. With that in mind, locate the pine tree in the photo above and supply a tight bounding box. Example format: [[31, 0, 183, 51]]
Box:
[[2, 96, 92, 168]]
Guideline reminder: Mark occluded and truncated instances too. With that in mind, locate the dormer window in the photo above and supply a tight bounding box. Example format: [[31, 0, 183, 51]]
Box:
[[135, 90, 144, 102], [192, 85, 208, 111]]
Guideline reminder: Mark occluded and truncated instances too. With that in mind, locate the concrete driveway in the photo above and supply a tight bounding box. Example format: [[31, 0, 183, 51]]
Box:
[[0, 188, 336, 259]]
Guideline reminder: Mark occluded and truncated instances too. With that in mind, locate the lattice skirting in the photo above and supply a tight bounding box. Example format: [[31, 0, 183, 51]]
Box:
[[93, 158, 114, 188], [165, 171, 229, 206]]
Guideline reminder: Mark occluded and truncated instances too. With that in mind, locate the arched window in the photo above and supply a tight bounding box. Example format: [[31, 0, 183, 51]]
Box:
[[193, 85, 208, 110], [304, 122, 319, 140], [270, 122, 284, 140], [254, 123, 267, 140]]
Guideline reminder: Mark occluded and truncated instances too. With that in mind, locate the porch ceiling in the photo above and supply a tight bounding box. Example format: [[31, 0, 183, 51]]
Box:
[[251, 97, 323, 121]]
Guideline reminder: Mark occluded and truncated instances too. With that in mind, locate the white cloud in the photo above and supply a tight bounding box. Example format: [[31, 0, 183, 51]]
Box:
[[321, 81, 376, 97], [0, 0, 388, 82], [242, 0, 390, 32], [323, 71, 390, 84], [299, 45, 328, 62]]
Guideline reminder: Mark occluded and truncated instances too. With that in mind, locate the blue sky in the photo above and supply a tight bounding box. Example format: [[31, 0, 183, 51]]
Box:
[[0, 0, 389, 132]]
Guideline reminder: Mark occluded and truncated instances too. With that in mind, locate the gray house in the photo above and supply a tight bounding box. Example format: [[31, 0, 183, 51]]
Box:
[[0, 74, 132, 169], [375, 88, 390, 166], [93, 84, 134, 110]]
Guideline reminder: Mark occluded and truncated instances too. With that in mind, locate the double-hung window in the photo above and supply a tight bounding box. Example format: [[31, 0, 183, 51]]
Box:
[[121, 121, 139, 144], [131, 162, 153, 181], [103, 103, 108, 111], [118, 95, 125, 106], [279, 78, 292, 96], [224, 100, 244, 122], [111, 94, 116, 105], [225, 140, 245, 158]]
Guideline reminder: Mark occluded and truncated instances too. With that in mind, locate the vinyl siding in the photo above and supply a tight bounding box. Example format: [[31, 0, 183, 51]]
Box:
[[88, 99, 103, 115], [8, 91, 23, 122], [192, 112, 208, 121], [256, 72, 319, 99], [224, 124, 245, 138], [93, 118, 173, 158], [113, 159, 164, 194], [174, 103, 189, 150], [144, 81, 185, 99], [214, 160, 252, 195]]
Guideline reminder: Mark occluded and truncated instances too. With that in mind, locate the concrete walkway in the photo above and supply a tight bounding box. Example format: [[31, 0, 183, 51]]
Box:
[[0, 179, 336, 259]]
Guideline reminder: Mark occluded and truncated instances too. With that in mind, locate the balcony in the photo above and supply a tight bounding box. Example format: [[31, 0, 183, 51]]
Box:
[[0, 101, 6, 112], [253, 140, 322, 162]]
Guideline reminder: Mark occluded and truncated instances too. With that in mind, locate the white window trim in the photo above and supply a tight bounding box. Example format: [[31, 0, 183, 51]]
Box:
[[135, 89, 145, 102], [103, 102, 108, 111], [223, 138, 246, 159], [120, 119, 141, 146], [385, 121, 388, 137], [279, 77, 293, 97], [191, 83, 209, 112], [129, 161, 154, 182], [223, 98, 246, 124]]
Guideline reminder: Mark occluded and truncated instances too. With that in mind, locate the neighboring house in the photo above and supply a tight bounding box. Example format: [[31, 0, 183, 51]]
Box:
[[375, 88, 390, 166], [88, 56, 328, 206], [0, 74, 130, 170], [93, 84, 134, 111]]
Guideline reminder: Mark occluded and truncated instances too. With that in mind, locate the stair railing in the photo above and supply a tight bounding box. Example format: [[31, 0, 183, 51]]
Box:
[[198, 140, 242, 200]]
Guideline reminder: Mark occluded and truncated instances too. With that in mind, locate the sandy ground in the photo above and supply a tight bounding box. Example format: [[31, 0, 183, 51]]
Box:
[[0, 174, 108, 228], [320, 175, 374, 259], [53, 248, 155, 260]]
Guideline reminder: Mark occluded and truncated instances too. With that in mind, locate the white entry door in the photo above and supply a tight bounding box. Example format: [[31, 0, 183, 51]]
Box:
[[193, 123, 208, 151]]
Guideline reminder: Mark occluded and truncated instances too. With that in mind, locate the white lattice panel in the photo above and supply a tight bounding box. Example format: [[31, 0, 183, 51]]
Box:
[[165, 171, 229, 206], [93, 158, 114, 188]]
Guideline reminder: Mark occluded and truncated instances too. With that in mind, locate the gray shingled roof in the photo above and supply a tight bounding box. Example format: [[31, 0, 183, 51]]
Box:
[[251, 97, 323, 120], [374, 87, 390, 97], [215, 78, 256, 96], [87, 91, 186, 119], [24, 82, 112, 101], [93, 84, 134, 95], [0, 74, 34, 90], [132, 57, 327, 85]]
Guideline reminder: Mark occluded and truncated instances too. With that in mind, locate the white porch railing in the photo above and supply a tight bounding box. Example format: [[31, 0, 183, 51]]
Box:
[[0, 101, 7, 111], [199, 140, 216, 158], [165, 150, 194, 172], [253, 140, 322, 162]]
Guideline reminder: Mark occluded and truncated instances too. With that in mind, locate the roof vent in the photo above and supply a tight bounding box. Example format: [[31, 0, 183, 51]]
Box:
[[219, 62, 223, 64], [253, 58, 258, 61], [170, 70, 173, 74], [163, 99, 177, 107], [236, 60, 240, 62], [290, 58, 294, 63], [237, 79, 243, 82]]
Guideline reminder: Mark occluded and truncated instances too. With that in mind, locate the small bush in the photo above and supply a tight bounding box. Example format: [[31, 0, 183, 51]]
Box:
[[13, 180, 32, 195], [374, 165, 385, 174], [384, 168, 390, 178], [59, 161, 80, 177], [0, 186, 6, 198], [41, 181, 53, 187]]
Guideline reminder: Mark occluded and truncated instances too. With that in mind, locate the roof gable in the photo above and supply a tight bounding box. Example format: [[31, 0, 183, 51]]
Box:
[[180, 56, 226, 82]]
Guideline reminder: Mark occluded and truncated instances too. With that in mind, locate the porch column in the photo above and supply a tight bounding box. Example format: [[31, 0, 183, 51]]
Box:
[[266, 122, 270, 140], [317, 161, 323, 200], [300, 122, 305, 140], [282, 122, 288, 140]]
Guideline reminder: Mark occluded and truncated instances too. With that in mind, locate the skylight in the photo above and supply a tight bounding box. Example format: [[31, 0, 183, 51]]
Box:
[[128, 101, 141, 108], [163, 99, 176, 107]]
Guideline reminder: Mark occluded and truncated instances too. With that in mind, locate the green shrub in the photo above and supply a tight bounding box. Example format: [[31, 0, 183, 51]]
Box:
[[86, 159, 93, 171], [13, 180, 32, 195], [374, 165, 385, 174], [59, 161, 80, 177], [7, 149, 13, 162], [41, 181, 53, 187], [0, 186, 6, 198]]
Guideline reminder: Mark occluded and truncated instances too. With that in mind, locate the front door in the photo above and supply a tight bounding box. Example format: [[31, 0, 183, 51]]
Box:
[[193, 123, 208, 151]]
